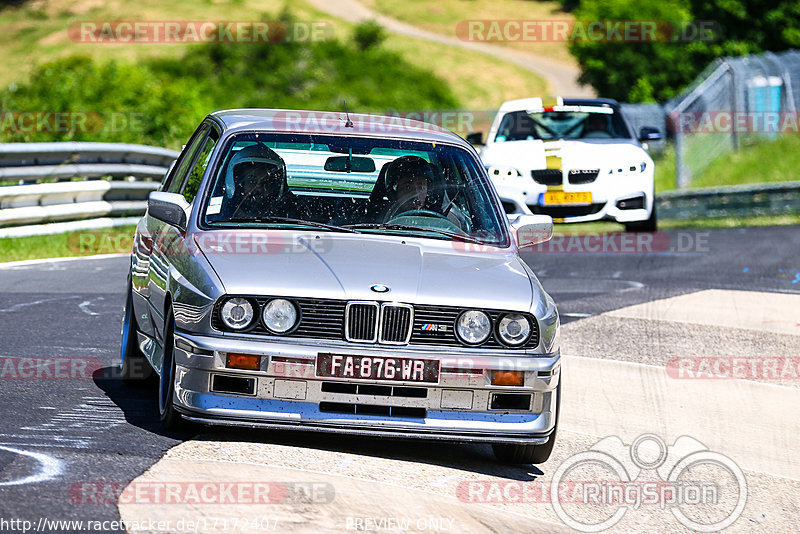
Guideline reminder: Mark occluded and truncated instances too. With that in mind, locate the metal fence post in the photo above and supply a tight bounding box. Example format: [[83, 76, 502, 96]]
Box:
[[675, 128, 689, 189]]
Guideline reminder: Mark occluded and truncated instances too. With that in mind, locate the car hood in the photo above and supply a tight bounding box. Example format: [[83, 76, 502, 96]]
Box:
[[481, 138, 648, 170], [194, 231, 537, 312]]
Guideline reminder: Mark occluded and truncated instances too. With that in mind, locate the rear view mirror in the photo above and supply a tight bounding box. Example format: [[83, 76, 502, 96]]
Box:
[[510, 214, 553, 248], [466, 132, 484, 145], [324, 156, 376, 173]]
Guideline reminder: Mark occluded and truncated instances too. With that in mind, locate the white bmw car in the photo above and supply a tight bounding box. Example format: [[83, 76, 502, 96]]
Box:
[[471, 97, 661, 232]]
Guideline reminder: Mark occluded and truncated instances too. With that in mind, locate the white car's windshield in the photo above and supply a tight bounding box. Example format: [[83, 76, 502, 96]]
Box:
[[201, 133, 509, 246], [494, 106, 632, 141]]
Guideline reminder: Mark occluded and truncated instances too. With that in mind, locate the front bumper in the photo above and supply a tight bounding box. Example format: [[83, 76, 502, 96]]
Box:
[[493, 176, 653, 224], [171, 331, 561, 444]]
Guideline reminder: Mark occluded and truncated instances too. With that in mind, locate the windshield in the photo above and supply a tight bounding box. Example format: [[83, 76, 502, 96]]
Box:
[[493, 106, 632, 141], [201, 133, 509, 247]]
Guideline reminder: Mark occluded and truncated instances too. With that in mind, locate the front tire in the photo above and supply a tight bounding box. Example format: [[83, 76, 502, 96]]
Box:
[[159, 308, 184, 431], [120, 286, 154, 384], [493, 382, 560, 464], [624, 203, 657, 232]]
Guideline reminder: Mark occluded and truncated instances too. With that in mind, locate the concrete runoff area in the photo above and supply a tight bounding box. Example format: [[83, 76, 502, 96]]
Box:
[[605, 289, 800, 336], [117, 457, 570, 533], [117, 289, 800, 532]]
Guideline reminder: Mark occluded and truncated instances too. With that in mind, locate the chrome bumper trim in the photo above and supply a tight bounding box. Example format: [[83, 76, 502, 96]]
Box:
[[178, 411, 552, 445]]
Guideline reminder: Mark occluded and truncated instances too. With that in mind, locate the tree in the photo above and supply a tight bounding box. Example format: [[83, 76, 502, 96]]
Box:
[[569, 0, 800, 102]]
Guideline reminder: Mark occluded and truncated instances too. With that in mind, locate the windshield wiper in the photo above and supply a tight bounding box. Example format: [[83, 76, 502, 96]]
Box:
[[344, 223, 486, 244], [212, 217, 361, 233]]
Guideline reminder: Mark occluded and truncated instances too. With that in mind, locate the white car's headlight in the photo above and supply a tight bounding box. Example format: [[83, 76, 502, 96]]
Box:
[[609, 162, 648, 175], [220, 297, 255, 330], [497, 313, 531, 346], [262, 298, 298, 333], [456, 310, 492, 344]]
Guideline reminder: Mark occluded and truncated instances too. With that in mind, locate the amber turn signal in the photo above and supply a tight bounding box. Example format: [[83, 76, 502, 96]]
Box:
[[226, 353, 261, 371], [490, 370, 524, 386]]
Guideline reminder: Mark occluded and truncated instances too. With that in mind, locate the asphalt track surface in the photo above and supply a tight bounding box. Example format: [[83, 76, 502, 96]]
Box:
[[0, 225, 798, 533]]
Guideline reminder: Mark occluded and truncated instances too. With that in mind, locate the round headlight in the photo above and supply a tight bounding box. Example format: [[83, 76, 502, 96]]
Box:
[[262, 299, 298, 333], [456, 310, 492, 345], [220, 297, 254, 330], [498, 313, 531, 346]]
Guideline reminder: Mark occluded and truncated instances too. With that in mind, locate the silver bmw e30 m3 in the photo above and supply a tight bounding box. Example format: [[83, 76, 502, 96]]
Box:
[[120, 108, 561, 464]]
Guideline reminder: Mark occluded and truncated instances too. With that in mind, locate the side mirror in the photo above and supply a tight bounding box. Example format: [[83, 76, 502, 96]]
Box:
[[638, 126, 662, 142], [466, 132, 484, 145], [510, 214, 553, 248], [148, 191, 190, 231]]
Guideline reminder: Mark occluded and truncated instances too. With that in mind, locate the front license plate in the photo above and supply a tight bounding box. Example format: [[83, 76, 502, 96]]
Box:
[[542, 191, 593, 205], [316, 353, 440, 383]]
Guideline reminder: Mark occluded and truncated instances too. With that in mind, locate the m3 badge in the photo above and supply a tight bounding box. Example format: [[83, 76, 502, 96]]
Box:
[[421, 323, 448, 332]]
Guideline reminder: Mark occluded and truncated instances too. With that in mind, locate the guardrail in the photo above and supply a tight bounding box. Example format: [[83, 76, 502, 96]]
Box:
[[0, 142, 178, 183], [0, 181, 158, 227], [656, 181, 800, 220], [0, 142, 178, 237]]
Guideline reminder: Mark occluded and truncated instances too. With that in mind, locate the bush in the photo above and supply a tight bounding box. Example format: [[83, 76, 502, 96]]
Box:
[[0, 56, 210, 147], [0, 11, 457, 148], [352, 20, 387, 51]]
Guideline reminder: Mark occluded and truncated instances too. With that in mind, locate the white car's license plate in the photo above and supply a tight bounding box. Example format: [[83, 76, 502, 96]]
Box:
[[316, 353, 439, 383], [542, 191, 593, 205]]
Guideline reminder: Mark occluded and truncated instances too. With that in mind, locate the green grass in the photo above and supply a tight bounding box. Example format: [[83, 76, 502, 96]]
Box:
[[653, 143, 677, 193], [0, 225, 137, 263], [654, 135, 800, 192], [362, 0, 576, 64], [690, 135, 800, 189]]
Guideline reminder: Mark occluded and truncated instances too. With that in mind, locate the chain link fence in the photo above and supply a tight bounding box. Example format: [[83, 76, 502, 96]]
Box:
[[663, 49, 800, 189]]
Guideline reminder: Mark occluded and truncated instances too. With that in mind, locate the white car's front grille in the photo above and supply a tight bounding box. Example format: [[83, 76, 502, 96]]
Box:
[[567, 169, 600, 184], [531, 169, 563, 185]]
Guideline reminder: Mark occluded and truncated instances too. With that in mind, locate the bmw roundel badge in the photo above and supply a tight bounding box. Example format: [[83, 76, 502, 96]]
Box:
[[370, 284, 390, 293]]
